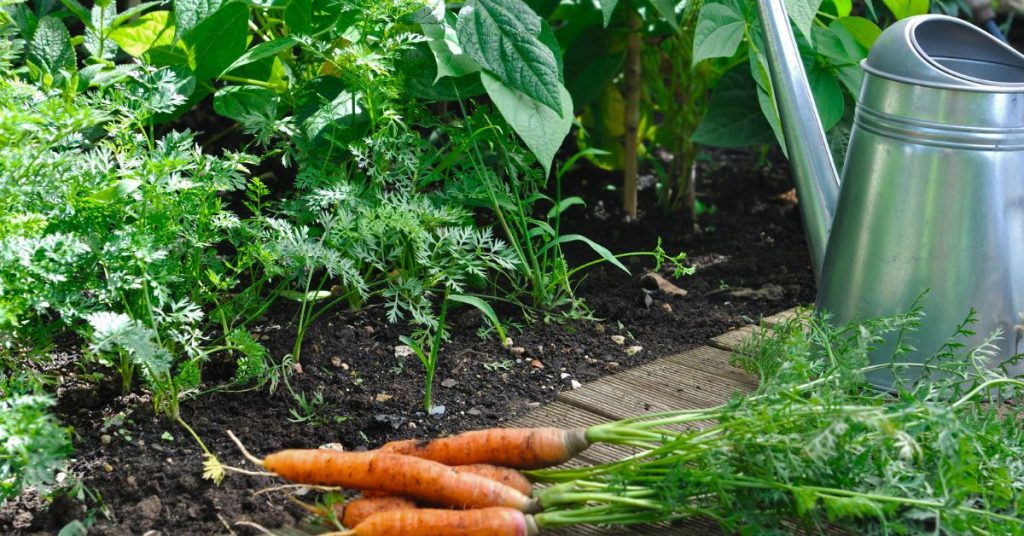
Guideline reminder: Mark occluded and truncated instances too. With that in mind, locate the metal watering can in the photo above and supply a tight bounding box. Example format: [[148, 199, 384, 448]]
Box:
[[756, 0, 1024, 388]]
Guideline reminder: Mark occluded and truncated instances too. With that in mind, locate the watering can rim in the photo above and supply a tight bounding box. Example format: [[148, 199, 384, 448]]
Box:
[[862, 14, 1024, 93]]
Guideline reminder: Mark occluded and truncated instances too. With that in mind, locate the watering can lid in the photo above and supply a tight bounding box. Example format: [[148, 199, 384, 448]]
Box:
[[863, 15, 1024, 91]]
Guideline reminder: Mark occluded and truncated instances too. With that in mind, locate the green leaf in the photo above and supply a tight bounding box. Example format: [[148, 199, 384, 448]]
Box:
[[881, 0, 928, 19], [220, 37, 297, 77], [108, 10, 175, 57], [837, 16, 881, 50], [648, 0, 680, 31], [547, 196, 586, 219], [59, 0, 90, 26], [538, 234, 630, 275], [423, 12, 481, 80], [784, 0, 822, 44], [298, 85, 369, 145], [448, 294, 505, 342], [86, 179, 141, 203], [29, 17, 75, 78], [829, 0, 852, 16], [808, 64, 844, 131], [183, 1, 248, 80], [284, 0, 312, 34], [692, 3, 745, 65], [692, 65, 775, 147], [401, 43, 487, 101], [481, 72, 573, 176], [174, 0, 222, 38], [457, 0, 564, 115], [751, 50, 786, 154], [213, 85, 279, 123], [599, 0, 619, 27]]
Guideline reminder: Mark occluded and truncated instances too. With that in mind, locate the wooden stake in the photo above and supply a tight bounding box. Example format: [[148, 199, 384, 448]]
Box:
[[623, 11, 642, 220]]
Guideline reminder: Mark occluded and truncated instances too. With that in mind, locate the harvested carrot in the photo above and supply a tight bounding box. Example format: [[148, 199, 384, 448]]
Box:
[[339, 496, 417, 528], [361, 463, 531, 497], [338, 506, 538, 536], [456, 464, 532, 496], [262, 449, 539, 512], [379, 427, 590, 469]]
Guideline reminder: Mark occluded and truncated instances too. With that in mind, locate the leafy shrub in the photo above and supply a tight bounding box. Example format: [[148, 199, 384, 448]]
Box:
[[0, 388, 71, 504]]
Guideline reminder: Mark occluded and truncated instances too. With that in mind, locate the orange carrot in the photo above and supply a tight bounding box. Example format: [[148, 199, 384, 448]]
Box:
[[339, 507, 539, 536], [262, 450, 539, 512], [379, 427, 590, 469], [456, 464, 532, 496], [361, 463, 531, 497], [339, 496, 417, 528]]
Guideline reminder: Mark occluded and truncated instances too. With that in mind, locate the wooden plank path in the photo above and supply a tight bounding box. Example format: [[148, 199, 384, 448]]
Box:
[[510, 308, 802, 535]]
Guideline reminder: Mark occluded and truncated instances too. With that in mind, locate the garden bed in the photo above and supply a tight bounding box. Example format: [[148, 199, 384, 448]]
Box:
[[0, 149, 814, 535]]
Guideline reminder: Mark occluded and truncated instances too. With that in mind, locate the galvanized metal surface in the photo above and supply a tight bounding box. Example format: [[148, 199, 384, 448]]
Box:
[[755, 0, 1024, 388]]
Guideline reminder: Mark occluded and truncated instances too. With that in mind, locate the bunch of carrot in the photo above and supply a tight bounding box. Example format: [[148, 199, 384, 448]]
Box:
[[229, 427, 597, 535]]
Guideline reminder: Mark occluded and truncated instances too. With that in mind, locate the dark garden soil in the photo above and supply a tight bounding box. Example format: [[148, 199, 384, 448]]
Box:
[[0, 149, 815, 535]]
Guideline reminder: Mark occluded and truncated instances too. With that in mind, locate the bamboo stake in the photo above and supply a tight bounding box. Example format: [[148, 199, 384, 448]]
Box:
[[623, 11, 642, 220]]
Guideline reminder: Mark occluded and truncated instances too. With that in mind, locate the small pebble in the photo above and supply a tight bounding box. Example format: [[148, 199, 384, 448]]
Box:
[[375, 393, 393, 402], [509, 346, 526, 357], [503, 337, 513, 349], [594, 324, 606, 334], [429, 405, 446, 416], [364, 325, 375, 335], [661, 302, 673, 313], [605, 362, 620, 370], [394, 345, 414, 358], [560, 372, 571, 379], [330, 357, 342, 368], [319, 443, 345, 451], [440, 378, 457, 388], [610, 335, 626, 345], [527, 402, 541, 408], [103, 463, 113, 473], [530, 359, 545, 369], [467, 408, 482, 416], [570, 380, 583, 390], [625, 345, 643, 356], [100, 434, 112, 445], [408, 422, 417, 429]]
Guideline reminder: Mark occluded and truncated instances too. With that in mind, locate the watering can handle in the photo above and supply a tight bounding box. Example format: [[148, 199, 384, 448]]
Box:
[[755, 0, 841, 280]]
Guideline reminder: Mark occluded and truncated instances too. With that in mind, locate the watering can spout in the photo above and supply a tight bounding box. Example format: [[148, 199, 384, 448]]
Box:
[[755, 0, 841, 280]]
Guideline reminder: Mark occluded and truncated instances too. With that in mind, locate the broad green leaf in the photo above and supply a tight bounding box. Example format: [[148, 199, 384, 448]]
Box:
[[401, 43, 486, 101], [648, 0, 680, 31], [213, 85, 279, 123], [448, 294, 505, 342], [881, 0, 928, 19], [59, 0, 90, 26], [423, 12, 481, 80], [538, 234, 630, 275], [9, 4, 38, 39], [112, 1, 164, 28], [108, 10, 174, 57], [184, 2, 249, 80], [284, 0, 312, 34], [299, 87, 369, 145], [220, 37, 297, 77], [29, 17, 75, 78], [837, 16, 881, 50], [481, 72, 573, 176], [751, 50, 786, 154], [599, 0, 619, 26], [86, 179, 141, 203], [538, 20, 564, 83], [808, 64, 844, 131], [564, 25, 623, 111], [784, 0, 822, 44], [692, 3, 745, 65], [526, 0, 561, 18], [828, 0, 852, 16], [457, 0, 564, 115], [174, 0, 222, 38], [692, 65, 774, 147]]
